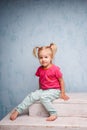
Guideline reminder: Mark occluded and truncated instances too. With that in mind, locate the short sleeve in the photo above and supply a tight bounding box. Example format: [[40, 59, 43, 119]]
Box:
[[35, 67, 40, 77], [55, 66, 63, 78]]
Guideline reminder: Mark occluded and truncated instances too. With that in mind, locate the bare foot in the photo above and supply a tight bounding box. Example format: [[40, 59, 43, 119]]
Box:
[[46, 115, 57, 121], [10, 110, 19, 120]]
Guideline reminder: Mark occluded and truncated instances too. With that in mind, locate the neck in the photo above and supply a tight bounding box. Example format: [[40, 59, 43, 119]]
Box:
[[42, 64, 53, 69]]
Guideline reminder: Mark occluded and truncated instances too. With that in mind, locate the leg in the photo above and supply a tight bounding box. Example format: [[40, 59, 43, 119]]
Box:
[[10, 89, 42, 120], [40, 89, 60, 121]]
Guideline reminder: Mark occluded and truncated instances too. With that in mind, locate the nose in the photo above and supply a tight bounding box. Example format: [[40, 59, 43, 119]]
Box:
[[42, 58, 45, 63]]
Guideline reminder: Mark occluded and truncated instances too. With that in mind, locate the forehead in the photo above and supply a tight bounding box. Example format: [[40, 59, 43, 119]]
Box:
[[39, 48, 52, 56]]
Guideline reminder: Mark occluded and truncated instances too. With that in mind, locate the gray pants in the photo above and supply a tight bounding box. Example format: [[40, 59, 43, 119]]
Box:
[[16, 89, 60, 116]]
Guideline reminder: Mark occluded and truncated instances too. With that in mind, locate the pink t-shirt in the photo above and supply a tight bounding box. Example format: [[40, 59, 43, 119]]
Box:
[[35, 64, 63, 90]]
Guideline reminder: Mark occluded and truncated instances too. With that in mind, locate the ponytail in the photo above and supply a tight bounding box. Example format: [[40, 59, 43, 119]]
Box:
[[50, 43, 57, 57], [33, 47, 39, 57]]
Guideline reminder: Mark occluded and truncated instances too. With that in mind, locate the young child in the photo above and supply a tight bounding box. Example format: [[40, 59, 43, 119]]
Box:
[[10, 43, 69, 121]]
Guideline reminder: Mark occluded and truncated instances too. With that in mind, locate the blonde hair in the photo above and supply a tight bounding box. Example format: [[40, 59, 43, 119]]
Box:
[[33, 43, 57, 58]]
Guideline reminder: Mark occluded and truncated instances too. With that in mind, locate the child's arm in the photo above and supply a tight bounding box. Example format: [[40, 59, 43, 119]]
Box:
[[58, 77, 69, 100]]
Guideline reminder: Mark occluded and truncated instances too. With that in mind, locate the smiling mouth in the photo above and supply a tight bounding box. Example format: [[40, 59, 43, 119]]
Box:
[[42, 62, 47, 64]]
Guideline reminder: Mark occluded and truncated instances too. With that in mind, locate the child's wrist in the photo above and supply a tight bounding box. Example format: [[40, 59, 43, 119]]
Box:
[[61, 91, 65, 94], [61, 91, 65, 93]]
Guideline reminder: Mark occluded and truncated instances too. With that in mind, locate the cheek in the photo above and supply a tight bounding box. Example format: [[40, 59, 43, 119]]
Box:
[[39, 59, 42, 63], [48, 57, 52, 61], [46, 59, 51, 63]]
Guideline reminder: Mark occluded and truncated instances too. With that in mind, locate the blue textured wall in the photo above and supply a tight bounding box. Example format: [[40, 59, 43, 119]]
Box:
[[0, 0, 87, 120]]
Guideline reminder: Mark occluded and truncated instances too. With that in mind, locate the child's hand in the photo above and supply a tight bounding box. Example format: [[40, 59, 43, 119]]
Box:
[[60, 93, 69, 100]]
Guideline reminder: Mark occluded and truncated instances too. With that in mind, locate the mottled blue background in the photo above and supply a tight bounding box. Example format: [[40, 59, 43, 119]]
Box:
[[0, 0, 87, 120]]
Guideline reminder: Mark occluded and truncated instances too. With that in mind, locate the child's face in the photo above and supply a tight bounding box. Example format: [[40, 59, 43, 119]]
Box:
[[38, 49, 52, 68]]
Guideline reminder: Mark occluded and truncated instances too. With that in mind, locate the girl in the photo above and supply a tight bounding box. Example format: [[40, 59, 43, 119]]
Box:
[[10, 43, 69, 121]]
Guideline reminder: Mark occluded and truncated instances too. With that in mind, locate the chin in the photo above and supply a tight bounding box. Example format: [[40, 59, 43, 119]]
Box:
[[42, 65, 47, 68]]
